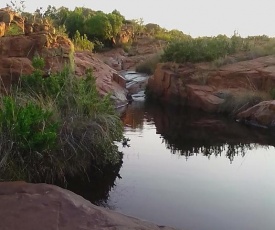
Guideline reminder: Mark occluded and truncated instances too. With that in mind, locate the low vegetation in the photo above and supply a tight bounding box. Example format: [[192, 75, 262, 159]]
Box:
[[135, 52, 163, 74], [218, 90, 270, 115], [0, 57, 123, 183], [161, 33, 275, 65]]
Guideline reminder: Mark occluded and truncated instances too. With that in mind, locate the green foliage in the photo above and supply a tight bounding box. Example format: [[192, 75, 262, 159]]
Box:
[[73, 30, 94, 51], [14, 64, 122, 178], [130, 18, 145, 34], [5, 24, 22, 36], [162, 33, 251, 63], [93, 39, 105, 52], [85, 13, 112, 40], [0, 97, 58, 153], [136, 52, 162, 74], [32, 56, 45, 70], [154, 28, 191, 42], [107, 13, 123, 38], [64, 8, 86, 37], [0, 54, 123, 182]]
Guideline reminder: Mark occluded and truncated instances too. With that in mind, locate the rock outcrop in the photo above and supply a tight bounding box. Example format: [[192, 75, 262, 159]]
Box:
[[0, 34, 128, 104], [236, 100, 275, 128], [147, 56, 275, 112], [0, 33, 73, 92], [74, 51, 127, 104], [0, 181, 175, 230]]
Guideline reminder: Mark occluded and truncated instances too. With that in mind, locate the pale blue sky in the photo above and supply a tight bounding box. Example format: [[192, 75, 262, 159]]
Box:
[[2, 0, 275, 37]]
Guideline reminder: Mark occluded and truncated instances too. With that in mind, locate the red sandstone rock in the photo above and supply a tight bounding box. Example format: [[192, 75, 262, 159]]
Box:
[[74, 51, 127, 103], [236, 100, 275, 127], [0, 182, 175, 230], [186, 85, 224, 112], [0, 34, 73, 92], [148, 56, 275, 112], [0, 35, 127, 104]]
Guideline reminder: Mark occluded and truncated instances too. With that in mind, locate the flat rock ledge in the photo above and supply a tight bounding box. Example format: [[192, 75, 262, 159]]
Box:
[[0, 181, 176, 230]]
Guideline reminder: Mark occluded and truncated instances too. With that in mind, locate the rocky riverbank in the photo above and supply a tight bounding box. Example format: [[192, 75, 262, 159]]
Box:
[[147, 56, 275, 128]]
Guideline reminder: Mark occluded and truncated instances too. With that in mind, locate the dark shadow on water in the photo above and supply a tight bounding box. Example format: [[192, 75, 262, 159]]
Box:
[[55, 154, 123, 207], [121, 101, 275, 162]]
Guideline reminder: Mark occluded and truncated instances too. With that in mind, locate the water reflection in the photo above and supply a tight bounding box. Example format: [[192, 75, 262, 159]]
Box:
[[114, 102, 275, 230], [121, 102, 275, 162], [60, 157, 123, 207]]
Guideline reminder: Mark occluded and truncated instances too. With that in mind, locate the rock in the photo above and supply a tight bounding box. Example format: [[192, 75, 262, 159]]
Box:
[[0, 34, 73, 91], [0, 182, 175, 230], [236, 100, 275, 128], [0, 34, 127, 105], [186, 84, 224, 112], [147, 56, 275, 112], [74, 51, 127, 104]]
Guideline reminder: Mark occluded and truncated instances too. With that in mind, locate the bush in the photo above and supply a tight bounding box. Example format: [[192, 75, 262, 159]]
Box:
[[0, 65, 123, 182], [161, 33, 250, 63], [73, 30, 94, 51], [136, 52, 162, 74], [0, 97, 58, 153]]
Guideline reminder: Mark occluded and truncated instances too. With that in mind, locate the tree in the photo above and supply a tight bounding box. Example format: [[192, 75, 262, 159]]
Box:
[[85, 12, 112, 41], [107, 13, 123, 38], [111, 9, 125, 22], [65, 8, 85, 37]]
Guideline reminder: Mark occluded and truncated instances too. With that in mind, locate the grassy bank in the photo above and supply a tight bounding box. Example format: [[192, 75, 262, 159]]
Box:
[[0, 58, 123, 183]]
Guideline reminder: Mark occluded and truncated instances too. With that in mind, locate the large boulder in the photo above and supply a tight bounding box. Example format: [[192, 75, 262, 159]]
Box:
[[147, 56, 275, 112], [0, 182, 175, 230], [236, 100, 275, 128]]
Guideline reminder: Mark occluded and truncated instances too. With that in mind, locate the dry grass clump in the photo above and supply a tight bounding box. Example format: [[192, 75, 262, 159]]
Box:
[[218, 90, 270, 115], [135, 52, 163, 75]]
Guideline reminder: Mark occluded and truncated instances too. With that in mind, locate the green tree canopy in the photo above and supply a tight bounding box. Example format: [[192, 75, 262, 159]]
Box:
[[85, 12, 112, 40]]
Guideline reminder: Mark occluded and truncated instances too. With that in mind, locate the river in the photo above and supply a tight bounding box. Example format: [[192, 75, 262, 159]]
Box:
[[69, 101, 275, 230]]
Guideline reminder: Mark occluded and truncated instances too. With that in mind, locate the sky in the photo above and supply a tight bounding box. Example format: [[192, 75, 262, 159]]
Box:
[[1, 0, 275, 38]]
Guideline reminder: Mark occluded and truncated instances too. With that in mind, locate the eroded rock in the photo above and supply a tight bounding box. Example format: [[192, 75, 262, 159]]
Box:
[[147, 56, 275, 112], [236, 100, 275, 128]]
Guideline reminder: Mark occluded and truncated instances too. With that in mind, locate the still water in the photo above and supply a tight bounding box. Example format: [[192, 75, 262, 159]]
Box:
[[108, 102, 275, 230]]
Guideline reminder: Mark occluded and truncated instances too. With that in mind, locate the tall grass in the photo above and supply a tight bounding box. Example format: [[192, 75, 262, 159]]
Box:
[[0, 61, 123, 183], [218, 90, 270, 115], [135, 52, 163, 74]]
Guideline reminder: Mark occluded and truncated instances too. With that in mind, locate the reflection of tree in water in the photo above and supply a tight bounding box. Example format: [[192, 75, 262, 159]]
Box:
[[145, 103, 275, 163], [164, 138, 259, 163]]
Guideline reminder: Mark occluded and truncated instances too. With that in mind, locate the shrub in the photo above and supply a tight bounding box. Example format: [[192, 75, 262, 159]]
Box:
[[218, 90, 270, 115], [161, 33, 250, 64], [32, 55, 45, 70], [0, 96, 58, 153], [73, 30, 94, 51], [0, 65, 123, 182], [136, 52, 162, 74], [5, 24, 23, 36]]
